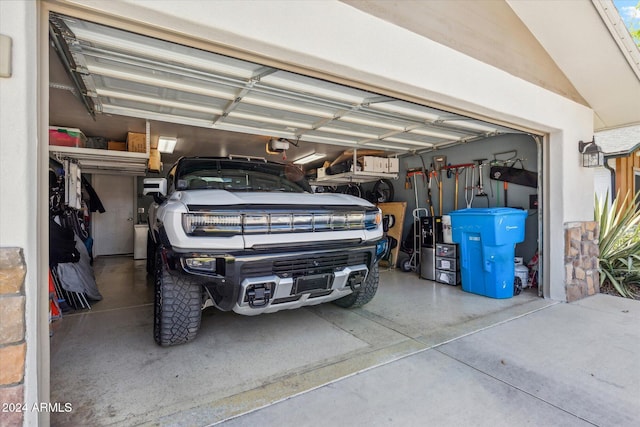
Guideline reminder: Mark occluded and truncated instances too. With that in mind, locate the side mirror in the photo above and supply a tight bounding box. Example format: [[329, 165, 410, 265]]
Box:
[[143, 178, 167, 197]]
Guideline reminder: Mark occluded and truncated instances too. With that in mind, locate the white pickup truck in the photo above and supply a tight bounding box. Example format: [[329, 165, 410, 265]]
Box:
[[144, 157, 387, 346]]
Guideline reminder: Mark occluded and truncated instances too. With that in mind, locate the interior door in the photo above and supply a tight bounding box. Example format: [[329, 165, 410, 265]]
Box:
[[92, 174, 135, 256]]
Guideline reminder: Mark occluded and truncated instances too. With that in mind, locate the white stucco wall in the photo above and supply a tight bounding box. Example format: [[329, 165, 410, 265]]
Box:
[[594, 162, 614, 207], [0, 1, 47, 426]]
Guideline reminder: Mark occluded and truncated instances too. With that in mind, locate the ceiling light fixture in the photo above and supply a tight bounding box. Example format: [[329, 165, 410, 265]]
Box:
[[157, 136, 178, 154], [293, 152, 326, 165]]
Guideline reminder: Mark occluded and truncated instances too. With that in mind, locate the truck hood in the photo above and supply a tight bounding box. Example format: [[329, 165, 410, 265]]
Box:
[[170, 190, 375, 209]]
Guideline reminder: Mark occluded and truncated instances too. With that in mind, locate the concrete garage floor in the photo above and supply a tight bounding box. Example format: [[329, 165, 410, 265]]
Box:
[[49, 256, 639, 426]]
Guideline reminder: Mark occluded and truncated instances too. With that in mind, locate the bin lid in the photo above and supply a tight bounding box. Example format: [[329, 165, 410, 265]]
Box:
[[448, 208, 527, 216]]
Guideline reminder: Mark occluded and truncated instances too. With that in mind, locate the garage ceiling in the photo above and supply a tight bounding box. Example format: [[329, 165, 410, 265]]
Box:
[[49, 13, 521, 165]]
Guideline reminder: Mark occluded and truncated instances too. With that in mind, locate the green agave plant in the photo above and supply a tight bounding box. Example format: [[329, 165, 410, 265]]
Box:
[[594, 190, 640, 298]]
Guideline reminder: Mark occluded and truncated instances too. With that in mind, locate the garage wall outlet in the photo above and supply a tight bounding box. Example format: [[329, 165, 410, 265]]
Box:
[[0, 34, 11, 78]]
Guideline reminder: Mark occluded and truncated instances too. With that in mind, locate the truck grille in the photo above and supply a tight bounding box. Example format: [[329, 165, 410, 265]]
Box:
[[241, 252, 369, 278]]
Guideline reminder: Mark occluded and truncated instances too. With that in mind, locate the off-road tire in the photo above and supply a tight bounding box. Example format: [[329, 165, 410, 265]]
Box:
[[333, 262, 379, 308], [154, 248, 202, 346], [146, 230, 156, 274]]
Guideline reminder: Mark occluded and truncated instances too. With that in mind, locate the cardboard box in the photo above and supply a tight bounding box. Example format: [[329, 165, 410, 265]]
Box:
[[148, 149, 161, 172], [127, 132, 147, 153], [317, 167, 327, 178], [108, 141, 126, 151]]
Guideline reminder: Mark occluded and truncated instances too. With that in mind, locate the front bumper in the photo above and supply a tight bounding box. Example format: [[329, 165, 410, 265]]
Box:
[[162, 239, 385, 314]]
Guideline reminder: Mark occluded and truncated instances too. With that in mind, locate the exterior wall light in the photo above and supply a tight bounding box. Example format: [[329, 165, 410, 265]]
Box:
[[579, 139, 604, 168]]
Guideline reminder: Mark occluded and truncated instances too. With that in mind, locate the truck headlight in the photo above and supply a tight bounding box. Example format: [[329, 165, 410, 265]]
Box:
[[182, 213, 242, 235], [364, 209, 382, 230], [270, 213, 293, 232], [244, 214, 269, 233]]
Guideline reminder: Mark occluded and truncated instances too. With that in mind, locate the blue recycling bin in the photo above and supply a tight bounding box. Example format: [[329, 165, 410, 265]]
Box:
[[449, 208, 527, 298]]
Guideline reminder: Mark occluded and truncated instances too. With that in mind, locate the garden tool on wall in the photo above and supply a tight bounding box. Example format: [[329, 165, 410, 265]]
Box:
[[464, 164, 475, 208], [405, 167, 424, 191], [442, 163, 475, 211], [454, 168, 460, 210], [426, 170, 435, 216], [405, 169, 419, 205], [503, 181, 508, 207], [418, 154, 434, 215], [474, 158, 489, 207], [489, 150, 525, 207], [432, 155, 446, 215]]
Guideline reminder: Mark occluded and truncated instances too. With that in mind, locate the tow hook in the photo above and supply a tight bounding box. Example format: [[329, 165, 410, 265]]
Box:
[[247, 283, 273, 307], [347, 271, 366, 291]]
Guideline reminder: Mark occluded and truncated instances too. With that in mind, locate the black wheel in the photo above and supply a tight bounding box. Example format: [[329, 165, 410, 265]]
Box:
[[341, 184, 362, 198], [514, 276, 523, 296], [396, 251, 410, 271], [333, 263, 379, 308], [146, 230, 156, 275], [372, 179, 395, 203], [154, 248, 202, 346], [401, 259, 413, 272]]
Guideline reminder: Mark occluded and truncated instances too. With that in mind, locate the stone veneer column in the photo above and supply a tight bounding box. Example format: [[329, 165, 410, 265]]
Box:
[[564, 221, 600, 302], [0, 248, 27, 427]]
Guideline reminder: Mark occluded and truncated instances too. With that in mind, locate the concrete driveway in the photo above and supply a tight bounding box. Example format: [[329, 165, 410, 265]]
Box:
[[217, 294, 640, 427]]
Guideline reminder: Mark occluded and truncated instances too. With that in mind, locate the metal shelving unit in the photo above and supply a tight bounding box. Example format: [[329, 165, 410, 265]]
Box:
[[49, 145, 150, 176], [310, 170, 398, 186]]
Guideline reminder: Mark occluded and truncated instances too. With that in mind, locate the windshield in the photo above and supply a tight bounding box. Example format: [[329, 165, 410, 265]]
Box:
[[175, 158, 311, 193]]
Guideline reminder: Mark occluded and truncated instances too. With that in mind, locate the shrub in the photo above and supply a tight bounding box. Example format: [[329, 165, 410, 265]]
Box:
[[594, 190, 640, 298]]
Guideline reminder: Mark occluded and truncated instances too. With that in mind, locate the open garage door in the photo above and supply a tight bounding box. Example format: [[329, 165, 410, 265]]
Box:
[[46, 11, 545, 426], [49, 13, 525, 161]]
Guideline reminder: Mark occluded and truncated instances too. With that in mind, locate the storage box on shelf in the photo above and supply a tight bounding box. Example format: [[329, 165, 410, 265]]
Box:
[[127, 132, 147, 153], [49, 126, 87, 148], [85, 136, 108, 149], [362, 156, 387, 172], [386, 158, 400, 173], [310, 150, 398, 186], [108, 141, 126, 151]]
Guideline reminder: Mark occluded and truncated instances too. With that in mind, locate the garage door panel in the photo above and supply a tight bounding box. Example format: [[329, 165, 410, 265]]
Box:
[[51, 12, 525, 156]]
